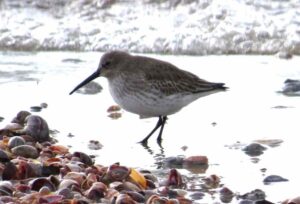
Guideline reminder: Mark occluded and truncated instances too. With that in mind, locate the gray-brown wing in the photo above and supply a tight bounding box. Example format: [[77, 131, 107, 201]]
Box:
[[143, 60, 226, 96]]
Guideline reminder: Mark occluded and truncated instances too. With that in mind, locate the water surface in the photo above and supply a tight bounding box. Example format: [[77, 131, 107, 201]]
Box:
[[1, 52, 300, 203]]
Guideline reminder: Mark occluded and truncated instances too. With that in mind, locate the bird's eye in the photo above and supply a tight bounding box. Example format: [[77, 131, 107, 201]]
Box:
[[102, 61, 111, 68]]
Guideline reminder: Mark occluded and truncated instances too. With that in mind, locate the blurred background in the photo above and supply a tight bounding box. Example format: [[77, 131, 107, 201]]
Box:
[[1, 0, 299, 56]]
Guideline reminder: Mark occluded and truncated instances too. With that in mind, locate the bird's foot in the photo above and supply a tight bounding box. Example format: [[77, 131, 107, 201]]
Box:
[[138, 138, 149, 146], [157, 137, 163, 147]]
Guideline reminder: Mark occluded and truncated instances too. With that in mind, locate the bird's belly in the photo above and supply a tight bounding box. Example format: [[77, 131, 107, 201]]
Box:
[[108, 77, 215, 118], [109, 88, 185, 118]]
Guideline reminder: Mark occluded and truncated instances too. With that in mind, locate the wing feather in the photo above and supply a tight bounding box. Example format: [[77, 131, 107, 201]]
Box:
[[140, 58, 226, 96]]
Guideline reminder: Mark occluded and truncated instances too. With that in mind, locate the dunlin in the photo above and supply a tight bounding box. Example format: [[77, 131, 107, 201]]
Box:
[[70, 51, 227, 145]]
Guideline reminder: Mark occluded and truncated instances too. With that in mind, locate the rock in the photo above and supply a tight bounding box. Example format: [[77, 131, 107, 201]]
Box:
[[263, 175, 288, 183], [30, 106, 43, 112], [0, 149, 10, 163], [11, 111, 31, 125], [57, 188, 74, 199], [2, 162, 18, 180], [11, 145, 39, 159], [23, 115, 50, 142], [88, 140, 103, 150], [190, 192, 205, 200], [278, 79, 300, 96], [238, 189, 266, 201], [107, 105, 121, 113], [162, 155, 209, 174], [72, 152, 94, 166], [183, 156, 208, 166], [242, 143, 267, 156], [40, 103, 48, 108], [8, 136, 26, 149], [219, 187, 234, 203]]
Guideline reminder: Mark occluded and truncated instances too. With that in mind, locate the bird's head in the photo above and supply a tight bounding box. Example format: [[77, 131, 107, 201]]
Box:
[[69, 51, 130, 95]]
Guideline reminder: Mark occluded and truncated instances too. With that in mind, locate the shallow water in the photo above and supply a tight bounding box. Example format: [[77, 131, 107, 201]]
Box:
[[1, 51, 300, 203]]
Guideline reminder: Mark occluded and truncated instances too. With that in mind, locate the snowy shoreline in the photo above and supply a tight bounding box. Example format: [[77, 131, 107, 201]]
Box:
[[1, 0, 300, 55]]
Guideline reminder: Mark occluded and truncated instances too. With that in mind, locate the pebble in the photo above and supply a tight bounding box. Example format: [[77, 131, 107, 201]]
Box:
[[183, 156, 208, 166], [219, 187, 234, 203], [242, 143, 267, 156], [88, 140, 103, 150], [67, 133, 75, 138], [181, 145, 188, 151], [0, 110, 199, 203], [11, 145, 39, 159], [72, 151, 94, 166], [24, 115, 50, 142], [202, 174, 221, 188], [279, 79, 300, 96], [0, 149, 10, 163], [190, 192, 205, 200], [40, 103, 48, 108], [8, 136, 26, 149], [30, 106, 43, 112], [238, 189, 266, 201], [263, 175, 289, 183], [107, 105, 121, 112], [260, 168, 267, 173], [0, 108, 287, 203], [11, 111, 31, 125]]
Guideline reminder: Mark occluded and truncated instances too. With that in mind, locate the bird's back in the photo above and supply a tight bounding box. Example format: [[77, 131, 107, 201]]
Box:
[[132, 55, 227, 95]]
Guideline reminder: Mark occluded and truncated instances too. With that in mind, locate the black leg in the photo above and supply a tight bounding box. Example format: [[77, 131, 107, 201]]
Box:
[[157, 116, 167, 145], [139, 116, 164, 145]]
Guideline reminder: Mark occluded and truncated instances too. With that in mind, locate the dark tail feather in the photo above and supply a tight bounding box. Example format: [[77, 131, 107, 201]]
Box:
[[213, 83, 228, 91]]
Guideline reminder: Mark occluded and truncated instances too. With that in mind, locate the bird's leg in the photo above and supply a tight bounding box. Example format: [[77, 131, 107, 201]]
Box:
[[139, 116, 164, 145], [157, 116, 167, 145]]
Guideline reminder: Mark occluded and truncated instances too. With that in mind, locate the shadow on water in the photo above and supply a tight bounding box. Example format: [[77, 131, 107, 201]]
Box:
[[140, 142, 166, 169]]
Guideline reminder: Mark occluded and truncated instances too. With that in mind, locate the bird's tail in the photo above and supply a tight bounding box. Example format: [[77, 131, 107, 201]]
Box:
[[212, 83, 228, 91]]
